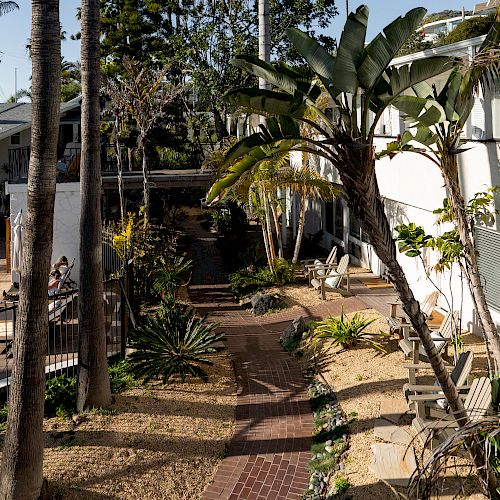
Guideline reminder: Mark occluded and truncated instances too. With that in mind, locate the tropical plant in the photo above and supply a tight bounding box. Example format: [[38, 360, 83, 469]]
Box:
[[128, 299, 224, 383], [0, 1, 60, 497], [152, 254, 192, 297], [45, 374, 77, 416], [313, 311, 387, 352], [77, 0, 112, 412], [382, 9, 500, 375], [207, 4, 472, 445], [0, 1, 17, 16]]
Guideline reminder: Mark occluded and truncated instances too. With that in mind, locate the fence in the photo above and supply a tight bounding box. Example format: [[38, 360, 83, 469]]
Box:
[[0, 277, 131, 399]]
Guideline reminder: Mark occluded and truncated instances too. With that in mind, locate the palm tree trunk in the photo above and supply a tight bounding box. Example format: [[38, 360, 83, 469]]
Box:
[[341, 164, 497, 492], [260, 219, 272, 270], [270, 202, 283, 258], [441, 155, 500, 374], [77, 0, 112, 411], [264, 192, 277, 263], [292, 192, 307, 264], [0, 1, 60, 497]]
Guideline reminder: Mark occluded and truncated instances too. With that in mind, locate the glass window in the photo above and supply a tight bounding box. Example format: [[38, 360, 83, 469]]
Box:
[[334, 198, 343, 239], [492, 77, 500, 139], [325, 201, 334, 235], [10, 133, 20, 146]]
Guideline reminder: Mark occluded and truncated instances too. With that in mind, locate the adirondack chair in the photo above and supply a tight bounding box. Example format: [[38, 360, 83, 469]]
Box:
[[310, 254, 350, 300], [412, 377, 492, 448], [399, 310, 460, 360], [302, 246, 337, 283], [420, 290, 439, 319], [403, 351, 474, 418]]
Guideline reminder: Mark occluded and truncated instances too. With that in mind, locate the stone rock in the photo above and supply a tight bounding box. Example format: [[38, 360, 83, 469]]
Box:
[[374, 419, 412, 446], [369, 443, 417, 487], [250, 293, 281, 315], [280, 316, 306, 346], [379, 398, 410, 425]]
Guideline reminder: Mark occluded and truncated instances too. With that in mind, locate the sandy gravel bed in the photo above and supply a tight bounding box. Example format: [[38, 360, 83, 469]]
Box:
[[301, 309, 490, 499], [30, 354, 235, 499]]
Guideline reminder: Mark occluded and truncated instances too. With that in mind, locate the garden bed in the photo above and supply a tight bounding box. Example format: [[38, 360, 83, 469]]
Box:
[[295, 309, 490, 499], [3, 354, 236, 499]]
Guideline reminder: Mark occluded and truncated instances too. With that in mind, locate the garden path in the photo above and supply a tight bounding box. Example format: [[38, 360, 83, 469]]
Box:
[[186, 213, 368, 499]]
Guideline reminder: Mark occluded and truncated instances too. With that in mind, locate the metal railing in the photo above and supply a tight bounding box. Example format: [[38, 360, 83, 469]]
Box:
[[8, 145, 119, 182], [0, 277, 131, 399]]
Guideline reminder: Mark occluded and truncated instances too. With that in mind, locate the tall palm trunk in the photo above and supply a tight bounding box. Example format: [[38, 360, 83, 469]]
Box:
[[341, 163, 496, 491], [292, 192, 307, 264], [77, 0, 112, 411], [263, 191, 276, 263], [442, 155, 500, 373], [270, 202, 283, 258], [0, 1, 60, 497]]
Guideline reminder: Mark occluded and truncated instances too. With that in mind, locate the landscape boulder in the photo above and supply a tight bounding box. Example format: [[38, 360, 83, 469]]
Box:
[[250, 293, 281, 316], [280, 316, 306, 347]]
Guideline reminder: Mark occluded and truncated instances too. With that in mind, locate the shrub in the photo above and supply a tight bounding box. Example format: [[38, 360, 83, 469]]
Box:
[[45, 374, 77, 416], [128, 299, 225, 383], [152, 254, 192, 297], [108, 358, 135, 394], [314, 311, 388, 352], [228, 258, 295, 296]]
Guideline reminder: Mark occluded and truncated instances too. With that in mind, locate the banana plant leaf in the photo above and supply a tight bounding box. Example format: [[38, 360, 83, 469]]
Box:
[[358, 7, 426, 91], [393, 95, 446, 127], [224, 87, 309, 119]]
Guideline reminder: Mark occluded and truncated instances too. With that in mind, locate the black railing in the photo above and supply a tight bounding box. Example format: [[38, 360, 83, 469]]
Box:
[[8, 145, 119, 182], [0, 277, 131, 399]]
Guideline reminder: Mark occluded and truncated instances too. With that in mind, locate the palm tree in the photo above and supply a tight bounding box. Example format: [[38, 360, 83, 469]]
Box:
[[0, 1, 18, 16], [282, 165, 335, 263], [207, 8, 499, 492], [0, 0, 60, 498], [388, 9, 500, 373], [77, 0, 112, 411]]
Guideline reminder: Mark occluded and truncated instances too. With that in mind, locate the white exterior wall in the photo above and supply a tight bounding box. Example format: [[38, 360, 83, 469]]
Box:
[[7, 182, 81, 282]]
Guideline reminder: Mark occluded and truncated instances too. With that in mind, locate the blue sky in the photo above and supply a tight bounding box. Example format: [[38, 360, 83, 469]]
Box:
[[0, 0, 476, 101]]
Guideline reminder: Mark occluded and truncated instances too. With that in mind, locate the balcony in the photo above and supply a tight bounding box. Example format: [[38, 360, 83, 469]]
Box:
[[8, 145, 118, 183]]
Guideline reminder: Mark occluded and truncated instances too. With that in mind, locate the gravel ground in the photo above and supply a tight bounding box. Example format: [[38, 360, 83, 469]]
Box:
[[36, 354, 236, 499], [302, 309, 490, 499]]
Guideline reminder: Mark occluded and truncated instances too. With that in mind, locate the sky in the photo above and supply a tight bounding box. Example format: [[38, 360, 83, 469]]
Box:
[[0, 0, 477, 101]]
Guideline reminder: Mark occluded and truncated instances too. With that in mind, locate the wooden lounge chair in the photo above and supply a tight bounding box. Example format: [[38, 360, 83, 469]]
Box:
[[412, 377, 492, 448], [399, 310, 460, 360], [420, 290, 439, 319], [310, 254, 350, 300], [302, 246, 337, 283], [404, 351, 474, 418]]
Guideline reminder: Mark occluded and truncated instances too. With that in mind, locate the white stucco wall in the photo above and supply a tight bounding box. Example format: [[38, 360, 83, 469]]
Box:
[[7, 182, 81, 283]]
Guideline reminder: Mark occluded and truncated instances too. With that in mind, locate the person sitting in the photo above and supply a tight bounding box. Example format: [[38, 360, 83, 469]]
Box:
[[53, 256, 69, 276], [48, 270, 61, 296]]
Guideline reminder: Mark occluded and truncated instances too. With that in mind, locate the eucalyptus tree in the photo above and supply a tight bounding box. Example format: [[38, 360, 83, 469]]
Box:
[[0, 0, 60, 497], [77, 0, 112, 412], [208, 1, 475, 454], [384, 9, 500, 373]]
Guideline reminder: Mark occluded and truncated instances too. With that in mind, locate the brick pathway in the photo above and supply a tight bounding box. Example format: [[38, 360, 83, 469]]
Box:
[[189, 284, 366, 500]]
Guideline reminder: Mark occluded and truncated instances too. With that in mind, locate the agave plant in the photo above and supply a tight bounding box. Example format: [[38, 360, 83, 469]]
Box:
[[313, 311, 387, 352], [128, 299, 224, 383]]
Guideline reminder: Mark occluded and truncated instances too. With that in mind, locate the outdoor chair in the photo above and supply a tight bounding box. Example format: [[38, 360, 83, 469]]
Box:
[[420, 290, 439, 320], [403, 351, 474, 419], [57, 258, 76, 292], [411, 377, 492, 448], [398, 310, 460, 361], [310, 254, 350, 300], [302, 246, 337, 283]]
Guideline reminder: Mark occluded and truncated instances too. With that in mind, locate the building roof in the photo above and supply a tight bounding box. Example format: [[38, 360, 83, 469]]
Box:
[[473, 0, 499, 13], [0, 97, 81, 142]]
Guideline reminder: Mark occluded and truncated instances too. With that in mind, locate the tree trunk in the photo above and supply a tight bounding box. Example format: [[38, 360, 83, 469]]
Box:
[[441, 155, 500, 374], [292, 192, 307, 264], [263, 191, 276, 265], [0, 1, 60, 497], [77, 0, 112, 411], [114, 115, 125, 220], [260, 220, 272, 270], [140, 132, 150, 223], [127, 146, 133, 171], [270, 202, 283, 258], [212, 107, 229, 141], [340, 164, 497, 492]]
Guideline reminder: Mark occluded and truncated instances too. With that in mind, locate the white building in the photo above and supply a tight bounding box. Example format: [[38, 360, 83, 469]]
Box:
[[287, 34, 500, 334]]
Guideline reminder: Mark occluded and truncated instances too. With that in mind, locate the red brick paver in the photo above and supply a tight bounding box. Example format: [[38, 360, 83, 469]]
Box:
[[191, 284, 366, 499]]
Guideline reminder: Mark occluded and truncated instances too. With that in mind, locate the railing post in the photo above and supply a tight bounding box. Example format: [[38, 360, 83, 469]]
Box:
[[120, 277, 127, 358]]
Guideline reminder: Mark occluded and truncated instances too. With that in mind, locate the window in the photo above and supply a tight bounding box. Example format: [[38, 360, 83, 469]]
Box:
[[349, 214, 361, 240], [10, 133, 20, 146], [59, 124, 74, 145], [325, 201, 334, 234], [475, 227, 500, 311]]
